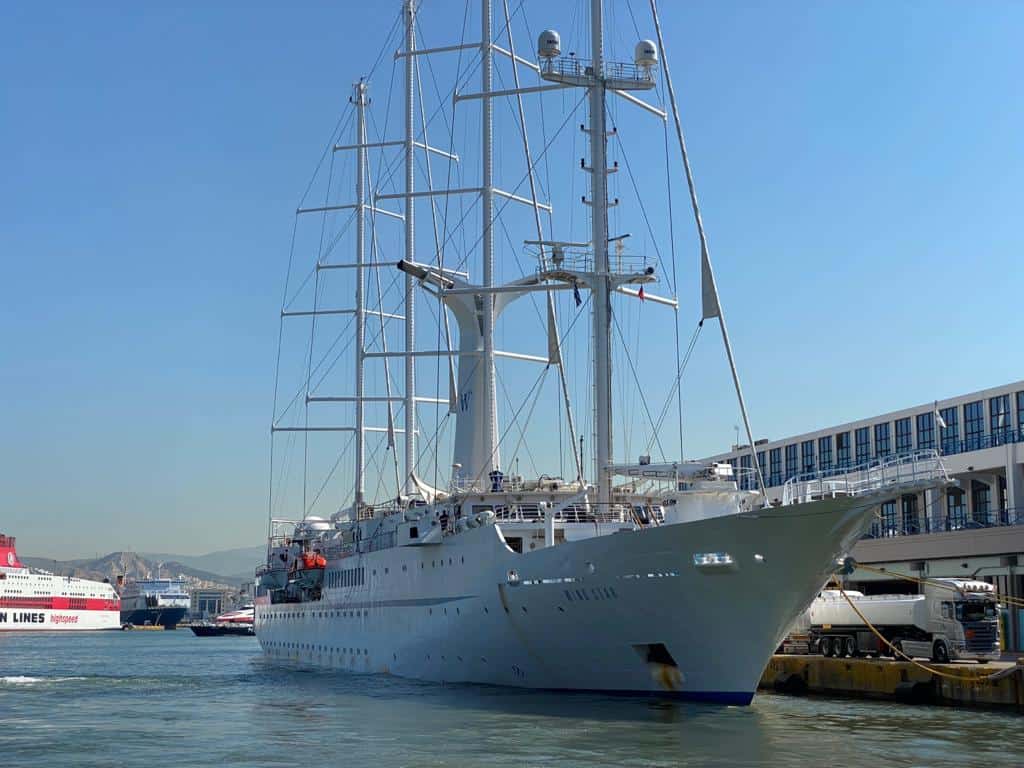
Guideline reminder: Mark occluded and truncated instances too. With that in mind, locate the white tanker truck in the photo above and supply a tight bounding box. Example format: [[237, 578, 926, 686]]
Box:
[[807, 578, 1000, 663]]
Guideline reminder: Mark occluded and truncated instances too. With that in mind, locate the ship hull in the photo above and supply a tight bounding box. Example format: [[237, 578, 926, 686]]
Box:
[[120, 607, 187, 629], [0, 608, 120, 632], [256, 494, 879, 702]]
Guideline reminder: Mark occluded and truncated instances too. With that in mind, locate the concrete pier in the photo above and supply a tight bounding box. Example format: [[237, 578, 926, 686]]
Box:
[[761, 655, 1024, 712]]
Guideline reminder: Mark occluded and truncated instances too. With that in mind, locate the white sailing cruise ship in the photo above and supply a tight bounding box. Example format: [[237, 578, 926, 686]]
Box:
[[254, 0, 949, 703], [0, 534, 120, 631]]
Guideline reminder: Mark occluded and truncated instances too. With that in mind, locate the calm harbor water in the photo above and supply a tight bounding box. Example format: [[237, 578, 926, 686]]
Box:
[[1, 631, 1020, 767]]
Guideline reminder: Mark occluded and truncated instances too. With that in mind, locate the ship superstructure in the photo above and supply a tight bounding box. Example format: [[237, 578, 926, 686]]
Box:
[[119, 578, 189, 629], [254, 0, 951, 703], [0, 534, 120, 631]]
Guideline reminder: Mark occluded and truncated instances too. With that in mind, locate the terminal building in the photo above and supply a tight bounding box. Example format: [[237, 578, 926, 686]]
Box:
[[703, 380, 1024, 652]]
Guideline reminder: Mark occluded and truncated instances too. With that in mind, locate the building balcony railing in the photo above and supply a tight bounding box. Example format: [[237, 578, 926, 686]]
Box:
[[861, 504, 1024, 540], [937, 427, 1024, 456]]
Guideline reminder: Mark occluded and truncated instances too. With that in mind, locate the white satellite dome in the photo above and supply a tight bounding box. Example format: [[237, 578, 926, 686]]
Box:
[[635, 39, 658, 68], [538, 29, 561, 59]]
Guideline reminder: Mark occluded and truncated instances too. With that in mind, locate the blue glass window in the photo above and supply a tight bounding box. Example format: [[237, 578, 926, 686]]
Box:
[[818, 436, 833, 473], [901, 494, 918, 534], [1018, 392, 1024, 437], [990, 395, 1010, 445], [836, 432, 851, 468], [946, 489, 966, 530], [895, 417, 912, 454], [939, 407, 959, 453], [879, 500, 898, 538], [740, 454, 752, 490], [971, 480, 991, 526], [874, 422, 891, 458], [801, 440, 815, 476], [769, 448, 782, 487], [757, 451, 766, 486], [916, 412, 934, 450], [964, 400, 984, 450], [855, 427, 871, 464], [784, 444, 798, 481]]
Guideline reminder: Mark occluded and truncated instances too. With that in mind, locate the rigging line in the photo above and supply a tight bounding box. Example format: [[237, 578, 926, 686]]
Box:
[[366, 161, 402, 494], [608, 104, 663, 266], [306, 431, 357, 516], [443, 89, 590, 275], [421, 0, 471, 491], [505, 366, 548, 479], [660, 73, 684, 460], [269, 214, 302, 523], [650, 0, 766, 496], [296, 109, 355, 210], [612, 311, 667, 461], [278, 253, 404, 426], [646, 320, 702, 455], [414, 49, 451, 494], [465, 362, 550, 491], [366, 6, 405, 83], [301, 142, 341, 517], [625, 0, 643, 41], [517, 12, 553, 207]]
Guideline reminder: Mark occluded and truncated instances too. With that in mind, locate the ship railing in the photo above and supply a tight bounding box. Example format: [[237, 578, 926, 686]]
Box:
[[540, 56, 655, 88], [492, 503, 628, 525], [529, 248, 657, 279], [781, 449, 949, 506]]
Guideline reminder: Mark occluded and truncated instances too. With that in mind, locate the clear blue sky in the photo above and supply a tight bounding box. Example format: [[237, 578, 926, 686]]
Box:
[[2, 1, 1021, 559]]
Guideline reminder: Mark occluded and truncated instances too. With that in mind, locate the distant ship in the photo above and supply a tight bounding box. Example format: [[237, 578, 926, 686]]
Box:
[[119, 578, 189, 629], [191, 604, 255, 637], [0, 534, 120, 631]]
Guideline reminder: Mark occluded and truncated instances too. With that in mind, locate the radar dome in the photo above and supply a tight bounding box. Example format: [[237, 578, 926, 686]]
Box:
[[538, 29, 561, 59], [635, 39, 658, 68]]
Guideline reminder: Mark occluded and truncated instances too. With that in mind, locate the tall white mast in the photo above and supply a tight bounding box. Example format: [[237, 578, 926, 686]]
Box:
[[353, 80, 368, 509], [481, 0, 498, 476], [403, 0, 417, 495], [588, 0, 613, 511]]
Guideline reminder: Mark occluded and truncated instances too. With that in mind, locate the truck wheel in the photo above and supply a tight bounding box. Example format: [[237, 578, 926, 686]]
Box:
[[892, 640, 903, 658], [844, 636, 857, 658], [932, 640, 950, 664], [822, 637, 834, 658]]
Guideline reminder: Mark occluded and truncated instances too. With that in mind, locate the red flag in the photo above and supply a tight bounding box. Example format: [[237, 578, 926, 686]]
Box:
[[638, 285, 645, 302]]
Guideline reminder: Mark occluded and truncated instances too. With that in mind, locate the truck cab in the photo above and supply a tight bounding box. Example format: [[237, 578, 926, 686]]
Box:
[[915, 578, 1000, 662]]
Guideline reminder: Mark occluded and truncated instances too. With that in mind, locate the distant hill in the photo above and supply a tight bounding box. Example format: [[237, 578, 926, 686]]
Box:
[[21, 551, 247, 591], [141, 545, 264, 582]]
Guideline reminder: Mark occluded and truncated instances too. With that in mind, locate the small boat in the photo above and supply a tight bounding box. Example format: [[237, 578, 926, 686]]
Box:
[[190, 605, 255, 637]]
